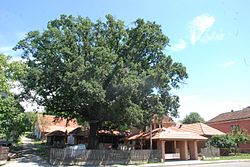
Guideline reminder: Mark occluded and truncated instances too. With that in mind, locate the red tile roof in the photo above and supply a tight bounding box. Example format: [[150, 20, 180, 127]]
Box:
[[207, 107, 250, 123], [128, 127, 207, 141], [37, 114, 80, 134], [152, 128, 207, 140], [46, 130, 67, 137], [98, 130, 131, 137], [68, 127, 89, 137], [172, 123, 225, 136]]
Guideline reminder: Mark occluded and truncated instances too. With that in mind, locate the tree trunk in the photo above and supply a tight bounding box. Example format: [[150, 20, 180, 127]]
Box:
[[88, 121, 100, 149]]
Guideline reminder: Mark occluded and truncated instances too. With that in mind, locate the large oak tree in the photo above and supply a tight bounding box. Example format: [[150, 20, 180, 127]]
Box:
[[15, 15, 188, 148]]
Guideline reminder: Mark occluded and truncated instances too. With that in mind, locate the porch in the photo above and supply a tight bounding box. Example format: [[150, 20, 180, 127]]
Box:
[[157, 140, 200, 161], [128, 127, 207, 161]]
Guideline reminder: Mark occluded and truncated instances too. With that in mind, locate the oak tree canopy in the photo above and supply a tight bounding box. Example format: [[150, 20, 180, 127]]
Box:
[[15, 15, 188, 148]]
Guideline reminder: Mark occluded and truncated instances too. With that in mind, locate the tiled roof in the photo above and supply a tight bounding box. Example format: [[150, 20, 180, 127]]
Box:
[[207, 107, 250, 123], [46, 130, 67, 137], [172, 123, 225, 136], [128, 128, 164, 140], [68, 127, 89, 137], [152, 128, 207, 140], [128, 132, 145, 140], [37, 114, 79, 133], [98, 130, 131, 137], [128, 127, 207, 141]]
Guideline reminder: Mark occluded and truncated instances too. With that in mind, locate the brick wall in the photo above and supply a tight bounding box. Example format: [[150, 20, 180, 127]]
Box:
[[208, 119, 250, 133], [208, 119, 250, 152]]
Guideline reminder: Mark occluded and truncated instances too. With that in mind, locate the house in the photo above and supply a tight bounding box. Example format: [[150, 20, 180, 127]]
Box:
[[98, 129, 131, 150], [34, 114, 131, 148], [128, 115, 224, 161], [171, 123, 225, 152], [34, 114, 80, 140], [67, 128, 132, 149], [46, 130, 67, 147], [207, 106, 250, 152], [128, 126, 207, 161], [68, 127, 89, 145]]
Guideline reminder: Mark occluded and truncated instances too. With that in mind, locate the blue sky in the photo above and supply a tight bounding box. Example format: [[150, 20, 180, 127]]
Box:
[[1, 0, 250, 121]]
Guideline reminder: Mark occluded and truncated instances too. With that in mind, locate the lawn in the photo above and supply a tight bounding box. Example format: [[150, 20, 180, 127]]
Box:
[[205, 153, 250, 161]]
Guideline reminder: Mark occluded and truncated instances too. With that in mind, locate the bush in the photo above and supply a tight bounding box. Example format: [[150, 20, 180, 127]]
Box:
[[206, 131, 250, 155]]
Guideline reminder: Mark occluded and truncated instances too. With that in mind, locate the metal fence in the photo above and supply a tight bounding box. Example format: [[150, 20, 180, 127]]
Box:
[[0, 147, 9, 165], [50, 148, 161, 165]]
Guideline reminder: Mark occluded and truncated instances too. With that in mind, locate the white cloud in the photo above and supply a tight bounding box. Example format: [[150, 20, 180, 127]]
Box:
[[190, 14, 215, 45], [170, 39, 187, 52], [201, 31, 225, 43], [223, 61, 236, 68]]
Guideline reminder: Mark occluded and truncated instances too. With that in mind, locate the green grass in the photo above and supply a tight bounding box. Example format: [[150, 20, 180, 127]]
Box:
[[204, 153, 250, 161]]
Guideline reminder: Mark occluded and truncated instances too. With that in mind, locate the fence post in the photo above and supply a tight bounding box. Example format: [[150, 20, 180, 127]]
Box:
[[0, 147, 9, 165]]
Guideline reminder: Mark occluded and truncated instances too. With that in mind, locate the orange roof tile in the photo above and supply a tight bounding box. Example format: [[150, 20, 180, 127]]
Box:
[[37, 114, 80, 133], [68, 127, 89, 137], [152, 128, 207, 140], [207, 107, 250, 123], [172, 123, 225, 136], [46, 130, 67, 137], [128, 127, 207, 141], [128, 132, 145, 140], [97, 130, 131, 136]]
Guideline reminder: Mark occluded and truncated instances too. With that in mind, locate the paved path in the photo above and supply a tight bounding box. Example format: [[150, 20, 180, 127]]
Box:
[[3, 154, 52, 167], [169, 161, 250, 167], [3, 136, 53, 167], [120, 160, 250, 167]]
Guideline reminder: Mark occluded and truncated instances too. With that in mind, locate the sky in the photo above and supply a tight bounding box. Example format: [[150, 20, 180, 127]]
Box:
[[1, 0, 250, 121]]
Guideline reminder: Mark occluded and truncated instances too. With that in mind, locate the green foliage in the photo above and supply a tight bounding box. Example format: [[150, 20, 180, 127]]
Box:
[[0, 54, 31, 142], [15, 15, 188, 147], [232, 130, 250, 147], [206, 130, 250, 155], [182, 112, 205, 124], [207, 135, 236, 149], [24, 112, 38, 131]]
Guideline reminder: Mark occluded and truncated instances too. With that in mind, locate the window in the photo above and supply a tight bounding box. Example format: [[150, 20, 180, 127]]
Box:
[[231, 125, 240, 132]]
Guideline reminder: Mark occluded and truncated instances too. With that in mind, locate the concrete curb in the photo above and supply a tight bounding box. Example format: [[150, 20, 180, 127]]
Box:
[[116, 159, 250, 167]]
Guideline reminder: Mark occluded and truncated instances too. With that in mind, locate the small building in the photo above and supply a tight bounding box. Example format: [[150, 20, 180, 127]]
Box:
[[46, 130, 67, 147], [172, 123, 225, 152], [98, 130, 131, 150], [128, 127, 207, 161], [128, 115, 224, 161], [68, 127, 89, 145], [207, 106, 250, 152], [34, 114, 80, 140]]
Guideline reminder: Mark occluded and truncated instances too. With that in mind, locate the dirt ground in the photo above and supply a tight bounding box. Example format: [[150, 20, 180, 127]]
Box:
[[3, 136, 52, 167]]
